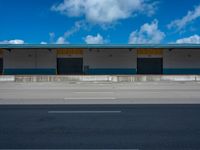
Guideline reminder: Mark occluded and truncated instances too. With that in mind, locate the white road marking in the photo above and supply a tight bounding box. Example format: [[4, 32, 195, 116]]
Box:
[[74, 92, 113, 94], [64, 97, 116, 100], [48, 110, 122, 114]]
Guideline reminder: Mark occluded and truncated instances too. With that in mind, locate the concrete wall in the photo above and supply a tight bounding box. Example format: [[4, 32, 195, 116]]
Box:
[[163, 49, 200, 74], [83, 49, 137, 74], [3, 49, 57, 75], [0, 49, 3, 74]]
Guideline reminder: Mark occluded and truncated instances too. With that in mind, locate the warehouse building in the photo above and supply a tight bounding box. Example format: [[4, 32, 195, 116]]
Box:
[[0, 44, 200, 75]]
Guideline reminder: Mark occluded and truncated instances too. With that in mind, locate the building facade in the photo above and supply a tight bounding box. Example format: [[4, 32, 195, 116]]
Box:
[[0, 44, 200, 75]]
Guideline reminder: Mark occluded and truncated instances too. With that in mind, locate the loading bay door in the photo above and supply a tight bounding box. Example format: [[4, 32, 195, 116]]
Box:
[[137, 58, 163, 74], [137, 49, 163, 75], [57, 58, 83, 75]]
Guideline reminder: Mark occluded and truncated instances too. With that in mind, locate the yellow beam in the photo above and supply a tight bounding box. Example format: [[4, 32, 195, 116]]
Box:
[[137, 49, 163, 56], [57, 49, 84, 55]]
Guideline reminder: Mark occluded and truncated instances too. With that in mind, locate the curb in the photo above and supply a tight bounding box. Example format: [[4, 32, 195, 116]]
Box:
[[0, 76, 15, 82], [0, 75, 199, 83]]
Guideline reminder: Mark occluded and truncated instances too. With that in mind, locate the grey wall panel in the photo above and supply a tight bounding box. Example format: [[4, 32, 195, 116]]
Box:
[[0, 58, 3, 74], [163, 49, 200, 68], [36, 49, 56, 68], [3, 49, 56, 69], [83, 49, 137, 69], [4, 49, 35, 68]]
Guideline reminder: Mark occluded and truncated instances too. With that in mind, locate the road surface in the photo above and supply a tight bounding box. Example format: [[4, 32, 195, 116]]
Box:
[[0, 104, 200, 150], [1, 82, 200, 149]]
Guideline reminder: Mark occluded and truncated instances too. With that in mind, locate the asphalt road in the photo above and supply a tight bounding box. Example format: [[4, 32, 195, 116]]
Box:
[[1, 104, 200, 150]]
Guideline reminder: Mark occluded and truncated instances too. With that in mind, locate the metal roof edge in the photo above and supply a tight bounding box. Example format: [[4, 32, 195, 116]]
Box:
[[0, 44, 200, 49]]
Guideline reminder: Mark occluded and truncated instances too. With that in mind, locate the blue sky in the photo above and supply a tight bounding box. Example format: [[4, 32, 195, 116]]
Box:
[[0, 0, 200, 44]]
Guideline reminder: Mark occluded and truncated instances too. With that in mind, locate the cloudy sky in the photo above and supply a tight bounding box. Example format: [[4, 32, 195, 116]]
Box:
[[0, 0, 200, 44]]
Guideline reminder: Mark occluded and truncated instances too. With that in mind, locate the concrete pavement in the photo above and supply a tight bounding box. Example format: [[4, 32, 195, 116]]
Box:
[[0, 82, 200, 104]]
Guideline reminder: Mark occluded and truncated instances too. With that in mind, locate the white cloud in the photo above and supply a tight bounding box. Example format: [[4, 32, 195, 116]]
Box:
[[176, 34, 200, 44], [84, 34, 106, 44], [52, 21, 86, 44], [49, 32, 55, 43], [168, 5, 200, 30], [129, 19, 165, 44], [63, 21, 86, 38], [0, 39, 25, 44], [56, 37, 69, 44], [51, 0, 157, 24], [40, 41, 47, 44]]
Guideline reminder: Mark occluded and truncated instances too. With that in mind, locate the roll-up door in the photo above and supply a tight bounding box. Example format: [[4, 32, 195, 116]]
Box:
[[57, 49, 83, 75], [137, 49, 163, 74]]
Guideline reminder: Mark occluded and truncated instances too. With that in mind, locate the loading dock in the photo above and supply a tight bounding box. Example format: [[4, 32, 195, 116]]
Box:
[[0, 44, 200, 75]]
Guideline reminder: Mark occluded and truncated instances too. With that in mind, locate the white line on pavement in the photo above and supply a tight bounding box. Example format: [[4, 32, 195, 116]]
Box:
[[48, 110, 122, 114], [64, 97, 116, 100], [74, 92, 114, 94]]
